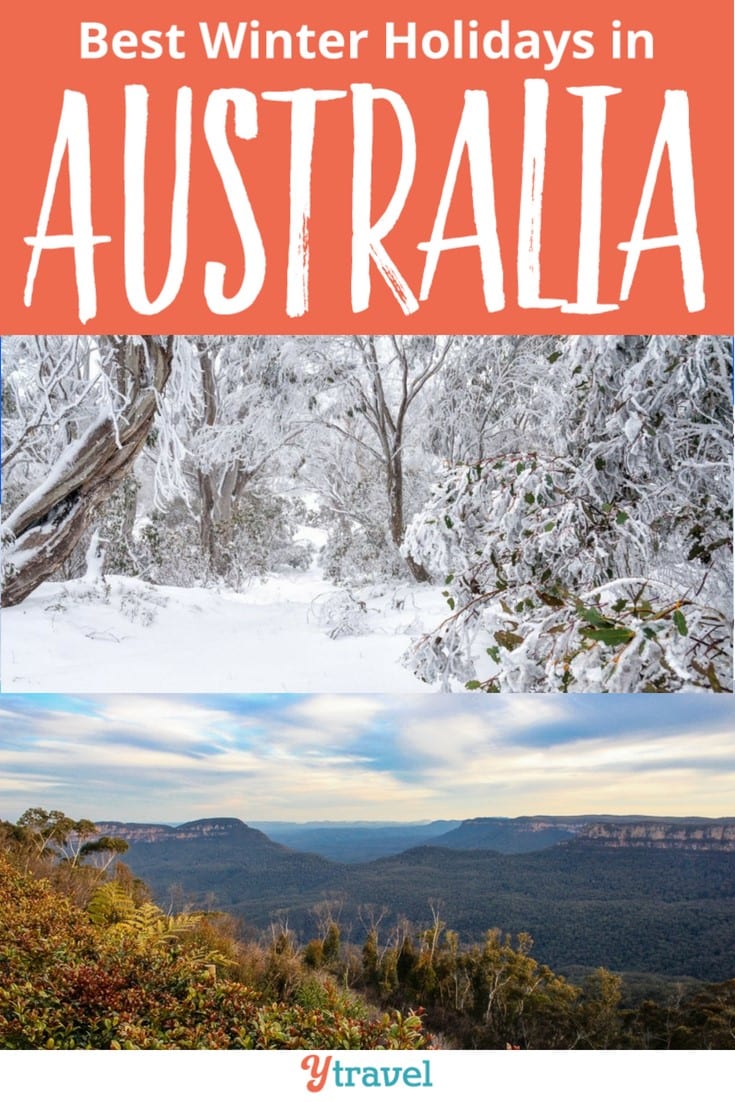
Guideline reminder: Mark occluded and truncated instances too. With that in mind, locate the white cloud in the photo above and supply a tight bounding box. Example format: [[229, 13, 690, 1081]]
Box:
[[96, 696, 241, 742], [282, 695, 388, 737], [1, 694, 733, 822]]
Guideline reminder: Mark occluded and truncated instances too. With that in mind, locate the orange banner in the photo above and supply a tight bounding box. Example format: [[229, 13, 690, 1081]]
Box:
[[0, 0, 732, 333]]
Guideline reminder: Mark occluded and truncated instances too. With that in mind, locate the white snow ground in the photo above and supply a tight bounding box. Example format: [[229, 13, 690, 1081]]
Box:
[[1, 570, 450, 693]]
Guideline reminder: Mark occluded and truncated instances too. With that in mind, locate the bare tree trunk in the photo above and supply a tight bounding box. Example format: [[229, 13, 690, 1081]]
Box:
[[197, 346, 218, 571], [386, 449, 429, 581], [350, 335, 450, 583], [198, 469, 217, 570], [2, 336, 174, 607]]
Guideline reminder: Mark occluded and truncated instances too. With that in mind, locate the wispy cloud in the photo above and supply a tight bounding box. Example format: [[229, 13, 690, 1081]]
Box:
[[0, 694, 733, 822]]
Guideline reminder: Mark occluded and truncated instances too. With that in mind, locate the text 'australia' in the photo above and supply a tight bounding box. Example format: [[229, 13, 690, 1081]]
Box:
[[23, 81, 704, 323]]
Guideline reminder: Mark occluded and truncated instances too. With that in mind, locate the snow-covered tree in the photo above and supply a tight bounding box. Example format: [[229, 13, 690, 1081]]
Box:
[[423, 335, 560, 464], [152, 335, 309, 583], [305, 335, 456, 581], [2, 335, 175, 606], [403, 335, 733, 692]]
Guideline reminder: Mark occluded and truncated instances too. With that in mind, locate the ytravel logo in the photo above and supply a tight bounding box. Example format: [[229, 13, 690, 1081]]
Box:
[[301, 1054, 435, 1092]]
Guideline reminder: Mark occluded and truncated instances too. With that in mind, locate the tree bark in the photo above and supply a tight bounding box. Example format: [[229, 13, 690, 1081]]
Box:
[[197, 345, 218, 571], [386, 449, 429, 581], [1, 336, 174, 607]]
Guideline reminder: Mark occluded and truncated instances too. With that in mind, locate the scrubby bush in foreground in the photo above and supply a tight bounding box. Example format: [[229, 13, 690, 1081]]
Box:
[[0, 857, 426, 1050]]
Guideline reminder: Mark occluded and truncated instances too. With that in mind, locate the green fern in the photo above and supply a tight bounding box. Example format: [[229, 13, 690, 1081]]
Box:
[[87, 881, 136, 926], [118, 902, 196, 945]]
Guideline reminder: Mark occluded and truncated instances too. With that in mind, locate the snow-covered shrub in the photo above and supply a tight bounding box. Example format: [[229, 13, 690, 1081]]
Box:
[[409, 574, 730, 692], [402, 336, 733, 693], [213, 492, 313, 586], [59, 578, 112, 608], [117, 583, 169, 626], [91, 477, 142, 578], [320, 519, 408, 585], [501, 580, 730, 693], [48, 575, 168, 627], [311, 590, 370, 638], [136, 505, 209, 588]]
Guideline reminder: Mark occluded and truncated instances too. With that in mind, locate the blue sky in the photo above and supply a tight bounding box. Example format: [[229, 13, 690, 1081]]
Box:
[[0, 693, 733, 822]]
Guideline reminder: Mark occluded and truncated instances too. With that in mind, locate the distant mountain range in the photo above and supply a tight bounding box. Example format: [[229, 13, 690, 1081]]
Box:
[[434, 815, 735, 853], [96, 814, 735, 982], [100, 813, 735, 860], [249, 820, 461, 862], [97, 817, 339, 913]]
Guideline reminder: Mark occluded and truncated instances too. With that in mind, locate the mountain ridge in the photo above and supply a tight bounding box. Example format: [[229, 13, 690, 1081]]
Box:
[[97, 813, 735, 856]]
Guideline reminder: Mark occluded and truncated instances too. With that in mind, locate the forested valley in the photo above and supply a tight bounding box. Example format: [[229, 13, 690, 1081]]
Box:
[[2, 334, 732, 691], [1, 810, 733, 1050]]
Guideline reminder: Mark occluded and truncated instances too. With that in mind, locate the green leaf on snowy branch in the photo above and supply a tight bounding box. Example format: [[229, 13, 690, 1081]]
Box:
[[577, 605, 610, 627], [673, 609, 688, 636], [580, 626, 635, 646]]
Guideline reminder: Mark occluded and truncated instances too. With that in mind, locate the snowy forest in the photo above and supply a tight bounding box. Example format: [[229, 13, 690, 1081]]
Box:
[[1, 334, 732, 693]]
